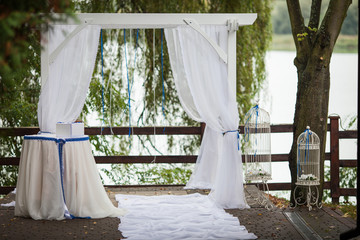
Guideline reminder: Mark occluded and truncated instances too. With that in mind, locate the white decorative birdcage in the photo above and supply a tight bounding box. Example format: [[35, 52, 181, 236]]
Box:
[[243, 104, 273, 210], [296, 126, 320, 186], [292, 126, 322, 211], [244, 104, 272, 182]]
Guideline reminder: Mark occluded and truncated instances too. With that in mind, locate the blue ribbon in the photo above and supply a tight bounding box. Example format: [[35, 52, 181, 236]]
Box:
[[297, 142, 301, 177], [100, 29, 105, 135], [297, 128, 312, 177], [223, 130, 240, 150], [57, 139, 66, 203], [124, 29, 139, 145], [305, 129, 312, 164]]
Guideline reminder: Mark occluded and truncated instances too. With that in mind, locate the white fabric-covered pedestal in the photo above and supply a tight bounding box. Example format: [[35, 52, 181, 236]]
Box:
[[15, 134, 126, 220]]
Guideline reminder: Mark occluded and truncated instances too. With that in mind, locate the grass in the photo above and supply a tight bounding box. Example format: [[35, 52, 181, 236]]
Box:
[[271, 34, 358, 53], [269, 194, 357, 221], [268, 193, 290, 209], [324, 202, 357, 220]]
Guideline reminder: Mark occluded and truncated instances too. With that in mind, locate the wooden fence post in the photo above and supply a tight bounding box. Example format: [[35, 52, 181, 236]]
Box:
[[329, 116, 340, 204], [200, 122, 206, 142]]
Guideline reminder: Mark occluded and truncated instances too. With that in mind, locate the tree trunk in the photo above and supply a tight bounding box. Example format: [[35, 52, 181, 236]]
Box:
[[287, 0, 352, 204], [289, 51, 330, 203]]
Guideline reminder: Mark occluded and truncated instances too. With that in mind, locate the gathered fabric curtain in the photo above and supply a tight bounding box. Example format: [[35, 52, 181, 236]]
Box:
[[165, 25, 248, 208], [38, 25, 100, 133]]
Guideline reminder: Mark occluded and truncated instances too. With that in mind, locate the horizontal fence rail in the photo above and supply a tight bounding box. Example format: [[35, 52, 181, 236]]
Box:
[[0, 116, 357, 203], [0, 124, 315, 136], [3, 153, 356, 166]]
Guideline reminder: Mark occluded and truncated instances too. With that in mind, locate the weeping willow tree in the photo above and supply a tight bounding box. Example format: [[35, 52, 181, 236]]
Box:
[[0, 0, 272, 187]]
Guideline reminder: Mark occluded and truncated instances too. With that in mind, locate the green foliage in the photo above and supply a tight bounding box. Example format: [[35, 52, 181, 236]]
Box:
[[323, 115, 357, 203], [0, 1, 74, 86], [102, 163, 193, 185], [308, 26, 317, 32], [0, 136, 22, 186], [297, 32, 308, 41], [324, 165, 357, 203], [342, 115, 358, 130]]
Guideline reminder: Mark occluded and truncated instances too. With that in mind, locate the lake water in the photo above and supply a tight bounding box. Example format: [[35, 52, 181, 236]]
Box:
[[262, 51, 358, 126]]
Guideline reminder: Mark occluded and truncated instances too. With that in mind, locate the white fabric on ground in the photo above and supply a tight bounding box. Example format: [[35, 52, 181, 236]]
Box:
[[38, 25, 100, 133], [1, 201, 15, 207], [116, 193, 257, 240], [165, 26, 248, 208], [15, 135, 126, 220]]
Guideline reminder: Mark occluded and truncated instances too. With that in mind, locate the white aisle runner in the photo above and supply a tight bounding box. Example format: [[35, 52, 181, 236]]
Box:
[[116, 193, 257, 239]]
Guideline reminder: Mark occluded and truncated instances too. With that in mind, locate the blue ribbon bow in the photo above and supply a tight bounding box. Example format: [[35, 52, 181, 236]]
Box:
[[223, 129, 240, 150]]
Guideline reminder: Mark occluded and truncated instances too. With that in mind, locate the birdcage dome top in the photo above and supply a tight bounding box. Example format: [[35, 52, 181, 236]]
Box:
[[297, 126, 320, 145], [244, 105, 270, 127]]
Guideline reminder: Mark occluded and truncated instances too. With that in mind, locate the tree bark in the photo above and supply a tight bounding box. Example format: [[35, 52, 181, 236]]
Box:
[[287, 0, 352, 204]]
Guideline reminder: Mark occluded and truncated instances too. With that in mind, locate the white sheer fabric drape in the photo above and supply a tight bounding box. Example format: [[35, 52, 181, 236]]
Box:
[[165, 25, 248, 208], [38, 25, 100, 133], [116, 193, 257, 239], [15, 137, 126, 220]]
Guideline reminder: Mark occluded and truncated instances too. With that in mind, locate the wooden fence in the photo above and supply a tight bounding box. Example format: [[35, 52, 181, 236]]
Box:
[[0, 116, 357, 203]]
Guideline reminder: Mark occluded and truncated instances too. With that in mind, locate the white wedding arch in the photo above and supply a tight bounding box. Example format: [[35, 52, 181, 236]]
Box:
[[39, 13, 257, 209]]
